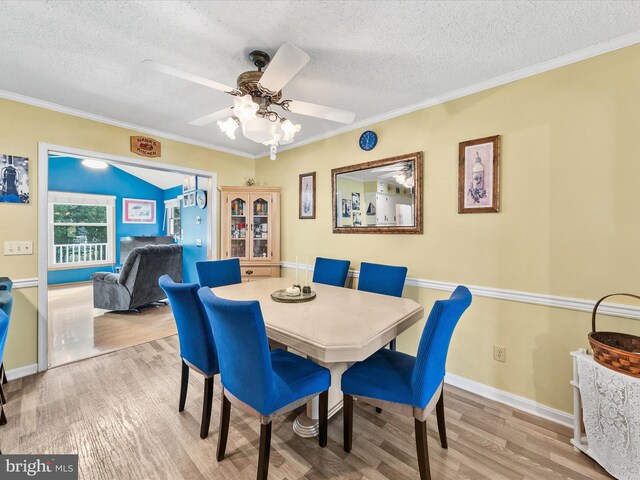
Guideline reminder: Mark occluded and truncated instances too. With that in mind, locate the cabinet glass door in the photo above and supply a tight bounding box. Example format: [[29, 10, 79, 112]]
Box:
[[250, 194, 272, 260], [229, 195, 248, 259]]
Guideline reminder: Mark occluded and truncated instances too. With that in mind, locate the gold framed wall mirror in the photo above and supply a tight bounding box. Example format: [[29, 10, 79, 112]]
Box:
[[331, 152, 423, 234]]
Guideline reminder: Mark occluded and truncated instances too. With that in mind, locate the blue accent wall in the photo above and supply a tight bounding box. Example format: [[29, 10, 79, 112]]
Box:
[[162, 182, 209, 284], [48, 156, 171, 285], [181, 178, 209, 283]]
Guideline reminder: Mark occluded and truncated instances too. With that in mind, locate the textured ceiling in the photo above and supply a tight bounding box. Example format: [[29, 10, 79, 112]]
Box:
[[1, 1, 640, 157]]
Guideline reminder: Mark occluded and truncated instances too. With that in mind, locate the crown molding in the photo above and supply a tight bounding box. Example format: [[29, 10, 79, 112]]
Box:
[[257, 31, 640, 159], [2, 31, 639, 162], [0, 89, 256, 159]]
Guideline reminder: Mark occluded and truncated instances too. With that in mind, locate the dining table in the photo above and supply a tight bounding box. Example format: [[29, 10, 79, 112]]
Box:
[[211, 276, 425, 438]]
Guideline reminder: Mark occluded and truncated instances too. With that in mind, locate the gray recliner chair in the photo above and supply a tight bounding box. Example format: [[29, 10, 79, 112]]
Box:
[[92, 244, 183, 311]]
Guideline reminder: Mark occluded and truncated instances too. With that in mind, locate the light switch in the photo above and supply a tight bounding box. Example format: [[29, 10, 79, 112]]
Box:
[[196, 216, 201, 225], [4, 241, 33, 255], [195, 239, 202, 247]]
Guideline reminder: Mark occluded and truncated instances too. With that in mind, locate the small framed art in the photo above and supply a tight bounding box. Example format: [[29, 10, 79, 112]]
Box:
[[458, 135, 500, 213], [299, 172, 316, 219], [123, 198, 156, 223]]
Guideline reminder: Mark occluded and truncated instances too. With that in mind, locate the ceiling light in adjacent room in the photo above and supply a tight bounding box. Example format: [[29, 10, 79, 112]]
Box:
[[81, 159, 108, 169]]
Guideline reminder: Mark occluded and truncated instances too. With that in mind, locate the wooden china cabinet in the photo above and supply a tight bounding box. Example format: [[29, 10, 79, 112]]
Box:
[[219, 186, 281, 281]]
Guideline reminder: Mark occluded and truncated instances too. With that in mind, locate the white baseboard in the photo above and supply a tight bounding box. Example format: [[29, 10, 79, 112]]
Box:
[[5, 363, 38, 381], [444, 372, 573, 428]]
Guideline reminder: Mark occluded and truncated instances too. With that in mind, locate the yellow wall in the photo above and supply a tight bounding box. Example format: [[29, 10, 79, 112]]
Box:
[[0, 98, 253, 370], [256, 44, 640, 413]]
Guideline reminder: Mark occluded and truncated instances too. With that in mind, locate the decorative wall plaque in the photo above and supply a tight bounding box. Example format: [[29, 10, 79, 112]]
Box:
[[130, 136, 161, 157]]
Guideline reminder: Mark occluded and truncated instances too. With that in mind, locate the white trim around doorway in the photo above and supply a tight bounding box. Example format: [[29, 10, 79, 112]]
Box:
[[37, 142, 219, 372]]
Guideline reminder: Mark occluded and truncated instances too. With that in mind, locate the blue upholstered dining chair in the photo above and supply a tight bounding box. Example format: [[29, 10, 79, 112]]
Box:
[[357, 262, 408, 351], [196, 258, 242, 288], [341, 286, 472, 480], [312, 257, 350, 287], [158, 275, 219, 439], [0, 290, 13, 408], [198, 288, 331, 480], [0, 309, 10, 426]]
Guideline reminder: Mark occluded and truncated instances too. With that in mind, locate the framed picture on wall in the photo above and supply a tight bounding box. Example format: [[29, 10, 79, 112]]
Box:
[[299, 172, 316, 219], [352, 192, 360, 211], [182, 175, 197, 193], [458, 135, 500, 213], [0, 154, 29, 204], [123, 198, 156, 223], [341, 199, 352, 218]]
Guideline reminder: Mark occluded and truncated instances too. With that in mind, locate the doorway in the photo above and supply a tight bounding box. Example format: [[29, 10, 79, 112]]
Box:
[[38, 143, 217, 370]]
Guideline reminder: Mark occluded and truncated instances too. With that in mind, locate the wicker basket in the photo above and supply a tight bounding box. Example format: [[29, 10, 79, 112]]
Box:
[[588, 293, 640, 378]]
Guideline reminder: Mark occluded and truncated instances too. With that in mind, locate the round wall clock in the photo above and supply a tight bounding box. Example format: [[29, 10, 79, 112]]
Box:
[[195, 189, 207, 209], [359, 130, 378, 151]]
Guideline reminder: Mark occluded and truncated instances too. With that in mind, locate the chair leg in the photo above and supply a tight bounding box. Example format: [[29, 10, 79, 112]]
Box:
[[1, 362, 7, 384], [0, 383, 5, 405], [343, 394, 353, 453], [200, 376, 214, 439], [389, 339, 397, 351], [257, 422, 272, 480], [319, 390, 328, 448], [375, 407, 382, 414], [216, 394, 231, 461], [179, 360, 189, 413], [436, 390, 448, 449], [414, 419, 431, 480], [0, 401, 6, 426]]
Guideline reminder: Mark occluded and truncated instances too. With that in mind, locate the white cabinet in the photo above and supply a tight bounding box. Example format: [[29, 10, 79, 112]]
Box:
[[364, 184, 414, 227]]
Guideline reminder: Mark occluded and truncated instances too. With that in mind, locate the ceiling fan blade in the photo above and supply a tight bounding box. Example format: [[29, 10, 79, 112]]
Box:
[[188, 107, 234, 127], [258, 43, 310, 93], [285, 100, 355, 124], [143, 59, 236, 93]]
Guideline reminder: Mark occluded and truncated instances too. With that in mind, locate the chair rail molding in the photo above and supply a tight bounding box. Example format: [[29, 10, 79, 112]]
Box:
[[11, 277, 39, 289], [280, 262, 640, 321]]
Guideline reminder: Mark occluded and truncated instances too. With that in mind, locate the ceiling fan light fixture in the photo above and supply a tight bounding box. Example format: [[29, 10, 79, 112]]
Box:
[[153, 43, 356, 159], [280, 119, 301, 142], [242, 116, 277, 144], [217, 117, 239, 139], [232, 94, 259, 123]]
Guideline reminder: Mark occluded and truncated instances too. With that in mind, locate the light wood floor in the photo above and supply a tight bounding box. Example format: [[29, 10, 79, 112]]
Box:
[[48, 284, 177, 367], [1, 336, 611, 479]]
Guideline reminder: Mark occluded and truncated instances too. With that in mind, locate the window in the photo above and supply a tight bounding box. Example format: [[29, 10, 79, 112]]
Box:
[[48, 192, 115, 268]]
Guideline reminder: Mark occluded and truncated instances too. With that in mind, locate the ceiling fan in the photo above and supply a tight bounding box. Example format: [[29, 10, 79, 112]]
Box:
[[144, 43, 356, 159], [376, 162, 415, 188]]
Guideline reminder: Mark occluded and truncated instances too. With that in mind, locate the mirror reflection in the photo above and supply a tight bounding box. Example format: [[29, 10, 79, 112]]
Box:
[[332, 152, 423, 234]]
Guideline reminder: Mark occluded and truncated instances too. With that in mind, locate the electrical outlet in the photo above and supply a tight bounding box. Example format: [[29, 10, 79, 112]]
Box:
[[4, 241, 33, 256], [493, 344, 506, 363]]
